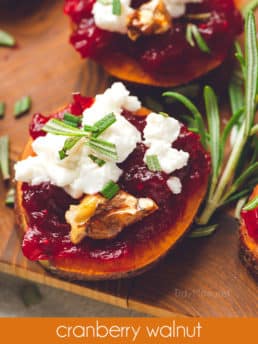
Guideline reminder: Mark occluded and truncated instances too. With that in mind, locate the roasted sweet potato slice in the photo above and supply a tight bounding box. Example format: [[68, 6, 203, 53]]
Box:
[[16, 107, 208, 280], [239, 186, 258, 280]]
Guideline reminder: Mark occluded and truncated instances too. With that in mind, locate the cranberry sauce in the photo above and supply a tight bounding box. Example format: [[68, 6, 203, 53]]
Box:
[[22, 102, 210, 262], [65, 0, 243, 75], [241, 206, 258, 242]]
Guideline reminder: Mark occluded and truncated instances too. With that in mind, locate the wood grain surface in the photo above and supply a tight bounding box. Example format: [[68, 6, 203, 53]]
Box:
[[0, 0, 257, 317]]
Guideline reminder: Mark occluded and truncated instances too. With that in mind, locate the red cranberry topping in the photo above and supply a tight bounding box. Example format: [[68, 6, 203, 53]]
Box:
[[65, 0, 243, 75], [22, 110, 210, 262], [241, 208, 258, 242], [29, 94, 94, 139]]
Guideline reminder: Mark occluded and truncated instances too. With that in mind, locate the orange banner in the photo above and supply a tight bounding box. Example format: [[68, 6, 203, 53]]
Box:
[[0, 318, 257, 343]]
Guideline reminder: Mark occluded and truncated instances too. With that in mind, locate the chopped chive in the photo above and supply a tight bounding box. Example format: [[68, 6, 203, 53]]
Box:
[[112, 0, 121, 16], [14, 96, 31, 117], [101, 181, 120, 199], [0, 136, 10, 180], [87, 137, 118, 162], [63, 120, 78, 128], [188, 224, 218, 238], [146, 155, 162, 172], [186, 12, 211, 20], [43, 118, 88, 137], [20, 284, 42, 307], [5, 188, 15, 207], [89, 154, 106, 167], [186, 24, 210, 53], [84, 124, 98, 132], [243, 196, 258, 211], [0, 30, 15, 47], [58, 137, 82, 160], [92, 113, 116, 137], [0, 102, 5, 118], [63, 112, 82, 125]]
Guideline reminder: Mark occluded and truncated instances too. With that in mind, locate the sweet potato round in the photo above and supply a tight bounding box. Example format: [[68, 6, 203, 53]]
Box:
[[16, 108, 208, 280], [239, 186, 258, 280]]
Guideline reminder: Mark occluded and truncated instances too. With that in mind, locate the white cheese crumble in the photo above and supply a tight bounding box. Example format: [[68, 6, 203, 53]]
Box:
[[15, 83, 189, 198], [92, 0, 133, 34], [92, 0, 203, 33], [167, 176, 182, 194], [143, 113, 189, 175]]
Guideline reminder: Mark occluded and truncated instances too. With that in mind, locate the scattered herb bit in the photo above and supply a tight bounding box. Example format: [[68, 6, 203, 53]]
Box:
[[97, 0, 111, 4], [89, 154, 106, 167], [0, 29, 15, 47], [5, 188, 15, 207], [0, 136, 10, 180], [243, 196, 258, 211], [63, 112, 82, 126], [186, 24, 210, 53], [58, 137, 82, 160], [87, 137, 118, 162], [186, 13, 211, 21], [146, 155, 162, 172], [101, 181, 120, 199], [159, 112, 169, 118], [165, 84, 200, 103], [20, 284, 42, 307], [92, 113, 116, 137], [188, 224, 218, 238], [112, 0, 122, 16], [0, 102, 5, 118], [14, 96, 31, 117], [43, 118, 118, 162]]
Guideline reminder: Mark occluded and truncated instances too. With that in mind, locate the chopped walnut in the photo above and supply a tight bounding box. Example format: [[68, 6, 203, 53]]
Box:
[[66, 191, 158, 244], [127, 0, 172, 41]]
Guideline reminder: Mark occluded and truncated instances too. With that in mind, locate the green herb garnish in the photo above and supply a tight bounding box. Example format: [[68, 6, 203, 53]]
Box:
[[63, 112, 82, 126], [5, 188, 15, 207], [186, 13, 211, 21], [163, 11, 258, 232], [0, 30, 15, 47], [186, 24, 210, 53], [87, 136, 118, 162], [89, 155, 106, 167], [243, 196, 258, 211], [112, 0, 122, 16], [146, 155, 162, 172], [0, 136, 10, 180], [0, 102, 5, 118], [101, 181, 120, 199], [188, 224, 218, 238], [14, 96, 31, 117], [92, 113, 116, 137], [58, 137, 82, 160]]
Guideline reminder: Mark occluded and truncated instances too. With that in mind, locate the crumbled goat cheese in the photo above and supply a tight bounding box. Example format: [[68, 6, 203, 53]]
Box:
[[167, 176, 182, 194], [93, 0, 202, 32]]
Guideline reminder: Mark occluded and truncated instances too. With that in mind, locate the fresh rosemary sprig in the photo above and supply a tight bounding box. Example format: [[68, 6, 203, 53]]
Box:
[[243, 196, 258, 211], [0, 30, 15, 47], [0, 136, 10, 180], [43, 117, 118, 162], [163, 11, 258, 233]]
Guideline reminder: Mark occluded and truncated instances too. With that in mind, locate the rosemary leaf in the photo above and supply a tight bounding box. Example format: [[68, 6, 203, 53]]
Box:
[[0, 136, 10, 180], [242, 0, 258, 18], [163, 91, 207, 148], [5, 188, 15, 207], [235, 197, 248, 219], [20, 284, 42, 307], [231, 162, 258, 191], [43, 119, 87, 137], [92, 113, 116, 137], [0, 30, 15, 47], [14, 96, 31, 117], [220, 108, 243, 155], [204, 86, 220, 178], [89, 155, 106, 167], [244, 11, 258, 136], [186, 24, 210, 53], [58, 137, 82, 160], [0, 101, 5, 118], [101, 181, 120, 199], [243, 196, 258, 211], [188, 224, 218, 238]]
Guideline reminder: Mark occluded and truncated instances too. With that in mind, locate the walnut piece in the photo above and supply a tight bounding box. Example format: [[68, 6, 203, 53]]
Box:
[[127, 0, 172, 41], [66, 191, 158, 244]]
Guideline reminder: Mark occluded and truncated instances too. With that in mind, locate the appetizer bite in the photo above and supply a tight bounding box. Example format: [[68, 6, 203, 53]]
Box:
[[65, 0, 243, 87], [240, 186, 258, 279], [15, 83, 210, 280]]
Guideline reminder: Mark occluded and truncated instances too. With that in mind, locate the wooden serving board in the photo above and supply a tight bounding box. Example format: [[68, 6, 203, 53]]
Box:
[[0, 0, 257, 317]]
